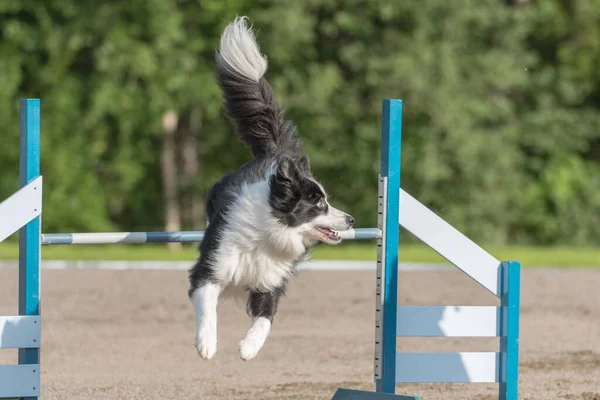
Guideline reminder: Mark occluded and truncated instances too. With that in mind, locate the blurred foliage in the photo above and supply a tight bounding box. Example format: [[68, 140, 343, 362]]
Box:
[[1, 0, 599, 245]]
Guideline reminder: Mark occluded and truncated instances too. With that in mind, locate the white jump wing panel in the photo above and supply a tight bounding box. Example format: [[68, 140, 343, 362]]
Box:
[[0, 316, 41, 348], [0, 176, 42, 243], [396, 352, 499, 383], [0, 364, 40, 397], [399, 189, 501, 297], [397, 306, 501, 337]]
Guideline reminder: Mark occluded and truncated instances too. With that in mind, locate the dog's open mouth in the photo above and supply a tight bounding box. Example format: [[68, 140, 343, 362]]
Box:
[[313, 225, 341, 243]]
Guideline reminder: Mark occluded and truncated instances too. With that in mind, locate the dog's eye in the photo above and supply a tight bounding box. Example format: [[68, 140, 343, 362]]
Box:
[[317, 199, 325, 209]]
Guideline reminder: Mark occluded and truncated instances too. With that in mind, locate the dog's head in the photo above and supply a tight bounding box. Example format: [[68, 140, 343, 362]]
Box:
[[268, 155, 354, 245]]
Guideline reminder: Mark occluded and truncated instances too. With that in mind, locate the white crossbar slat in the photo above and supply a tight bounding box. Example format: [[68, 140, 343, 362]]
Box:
[[0, 364, 40, 397], [397, 306, 500, 337], [395, 352, 499, 383], [399, 189, 501, 296], [0, 176, 43, 243], [0, 316, 41, 348]]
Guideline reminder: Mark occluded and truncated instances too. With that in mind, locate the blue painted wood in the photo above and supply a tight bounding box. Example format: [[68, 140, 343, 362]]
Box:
[[332, 388, 418, 400], [499, 261, 520, 400], [18, 99, 41, 400], [376, 99, 402, 394]]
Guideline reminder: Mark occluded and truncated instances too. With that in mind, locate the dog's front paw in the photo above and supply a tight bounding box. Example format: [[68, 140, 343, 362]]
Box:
[[239, 337, 262, 361], [196, 336, 217, 360]]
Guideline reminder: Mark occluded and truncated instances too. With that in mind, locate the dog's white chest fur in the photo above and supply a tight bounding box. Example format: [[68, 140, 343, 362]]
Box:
[[212, 179, 306, 292]]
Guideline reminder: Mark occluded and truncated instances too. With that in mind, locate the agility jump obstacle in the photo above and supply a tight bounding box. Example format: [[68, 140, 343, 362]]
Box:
[[0, 99, 520, 400]]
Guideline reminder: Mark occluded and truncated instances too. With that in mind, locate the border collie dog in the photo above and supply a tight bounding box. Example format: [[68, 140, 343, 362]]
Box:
[[187, 17, 354, 361]]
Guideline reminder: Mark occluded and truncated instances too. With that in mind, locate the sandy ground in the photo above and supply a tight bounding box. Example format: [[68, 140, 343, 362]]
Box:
[[1, 267, 599, 400]]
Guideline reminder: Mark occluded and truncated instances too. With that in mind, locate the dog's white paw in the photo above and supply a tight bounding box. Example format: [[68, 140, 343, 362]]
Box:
[[238, 317, 271, 361], [239, 337, 263, 361], [191, 283, 221, 360], [196, 336, 217, 360]]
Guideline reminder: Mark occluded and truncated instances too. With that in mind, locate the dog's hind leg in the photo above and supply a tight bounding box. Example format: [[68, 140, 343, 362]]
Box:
[[190, 282, 222, 360], [239, 283, 287, 361]]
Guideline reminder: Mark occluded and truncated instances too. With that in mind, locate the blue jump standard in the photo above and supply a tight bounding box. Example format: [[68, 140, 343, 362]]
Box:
[[19, 99, 41, 400]]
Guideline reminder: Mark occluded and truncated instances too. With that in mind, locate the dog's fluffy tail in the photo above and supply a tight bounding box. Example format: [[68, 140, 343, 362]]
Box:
[[216, 17, 301, 157]]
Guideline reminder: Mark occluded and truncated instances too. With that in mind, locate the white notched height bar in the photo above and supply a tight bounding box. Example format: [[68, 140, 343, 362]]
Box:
[[0, 316, 41, 348], [396, 306, 500, 337], [399, 189, 501, 297], [395, 352, 499, 383], [0, 176, 42, 243], [0, 364, 40, 397], [373, 175, 387, 379]]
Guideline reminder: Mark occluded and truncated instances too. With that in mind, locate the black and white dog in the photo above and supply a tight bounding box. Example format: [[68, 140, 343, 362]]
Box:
[[187, 17, 354, 361]]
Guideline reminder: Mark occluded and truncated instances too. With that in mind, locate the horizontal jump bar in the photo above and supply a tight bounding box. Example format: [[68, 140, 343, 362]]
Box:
[[41, 228, 382, 245]]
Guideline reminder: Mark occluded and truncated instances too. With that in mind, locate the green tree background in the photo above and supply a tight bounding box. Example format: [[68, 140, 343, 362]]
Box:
[[1, 0, 599, 246]]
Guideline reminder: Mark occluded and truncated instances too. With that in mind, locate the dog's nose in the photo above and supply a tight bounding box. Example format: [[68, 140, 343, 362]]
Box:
[[346, 215, 355, 227]]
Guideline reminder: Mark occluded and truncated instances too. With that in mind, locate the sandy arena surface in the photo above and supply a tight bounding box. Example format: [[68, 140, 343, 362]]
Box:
[[1, 267, 599, 400]]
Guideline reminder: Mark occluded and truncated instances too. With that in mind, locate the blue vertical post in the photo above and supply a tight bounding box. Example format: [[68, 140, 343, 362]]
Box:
[[19, 99, 41, 400], [376, 99, 402, 394], [499, 261, 520, 400]]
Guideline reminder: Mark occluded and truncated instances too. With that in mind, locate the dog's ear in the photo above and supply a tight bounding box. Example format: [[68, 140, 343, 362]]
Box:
[[297, 154, 311, 174], [269, 156, 301, 214], [276, 156, 299, 181]]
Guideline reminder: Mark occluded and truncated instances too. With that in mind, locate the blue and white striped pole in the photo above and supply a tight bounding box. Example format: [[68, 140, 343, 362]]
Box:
[[41, 228, 381, 245]]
